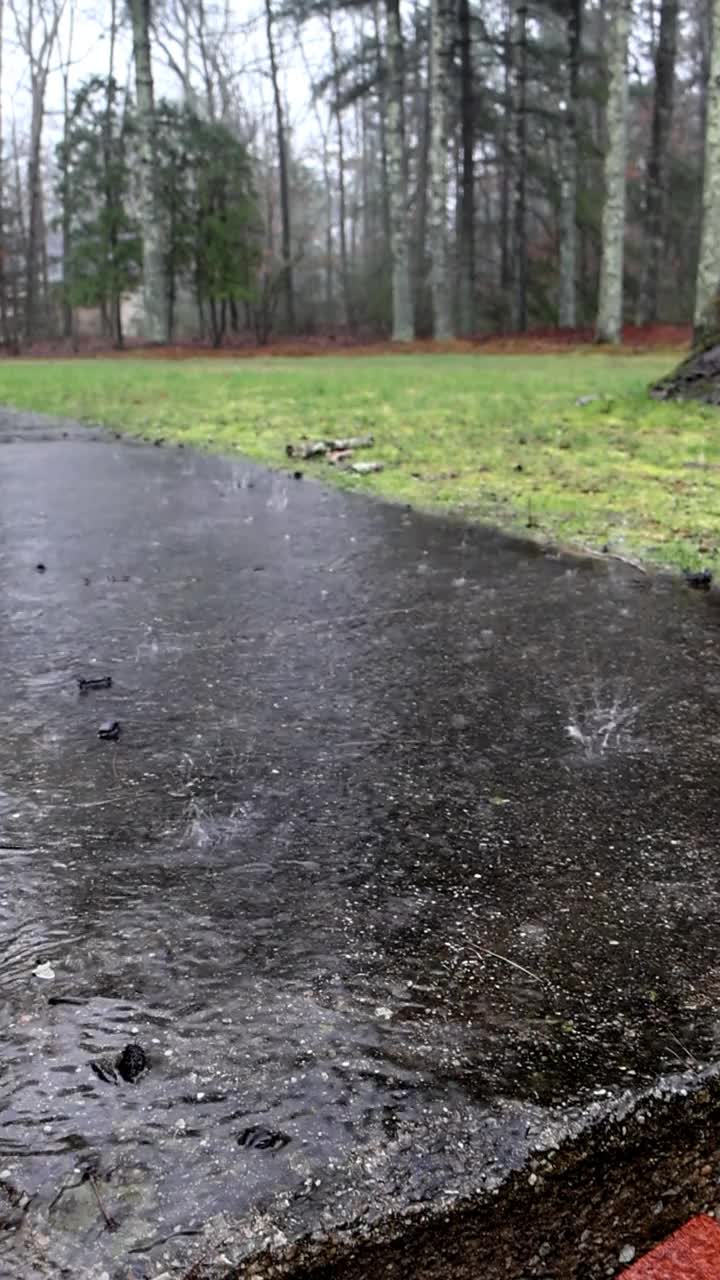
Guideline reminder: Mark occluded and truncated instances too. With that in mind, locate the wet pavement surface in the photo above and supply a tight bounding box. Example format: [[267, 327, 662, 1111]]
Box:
[[2, 408, 720, 1277]]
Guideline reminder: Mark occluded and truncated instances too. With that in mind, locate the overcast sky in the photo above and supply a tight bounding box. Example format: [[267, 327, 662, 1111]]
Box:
[[2, 0, 328, 164]]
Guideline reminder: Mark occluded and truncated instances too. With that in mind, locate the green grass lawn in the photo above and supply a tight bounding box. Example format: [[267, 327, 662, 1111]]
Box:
[[0, 350, 718, 571]]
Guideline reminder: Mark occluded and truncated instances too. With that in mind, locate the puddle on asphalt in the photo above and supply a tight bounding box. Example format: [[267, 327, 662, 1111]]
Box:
[[2, 438, 720, 1274]]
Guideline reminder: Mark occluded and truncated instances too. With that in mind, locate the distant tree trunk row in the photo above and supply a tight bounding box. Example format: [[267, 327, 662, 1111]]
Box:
[[2, 0, 720, 346]]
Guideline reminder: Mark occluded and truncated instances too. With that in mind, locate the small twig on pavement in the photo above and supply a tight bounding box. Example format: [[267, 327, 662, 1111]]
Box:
[[85, 1170, 118, 1232], [580, 543, 649, 574], [447, 940, 548, 985], [663, 1028, 699, 1066]]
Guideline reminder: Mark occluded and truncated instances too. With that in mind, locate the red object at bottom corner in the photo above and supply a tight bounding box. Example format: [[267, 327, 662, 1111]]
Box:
[[622, 1216, 720, 1279]]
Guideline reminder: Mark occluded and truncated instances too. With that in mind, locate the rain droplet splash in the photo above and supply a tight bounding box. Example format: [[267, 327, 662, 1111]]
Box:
[[566, 679, 640, 758]]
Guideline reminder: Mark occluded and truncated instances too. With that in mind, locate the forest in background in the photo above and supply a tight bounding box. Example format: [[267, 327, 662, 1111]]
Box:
[[1, 0, 719, 350]]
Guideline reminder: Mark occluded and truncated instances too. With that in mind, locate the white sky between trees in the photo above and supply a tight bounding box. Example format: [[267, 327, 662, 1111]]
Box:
[[3, 0, 325, 176]]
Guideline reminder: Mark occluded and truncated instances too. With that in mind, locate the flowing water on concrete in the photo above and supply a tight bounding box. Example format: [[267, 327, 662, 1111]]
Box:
[[1, 421, 720, 1276]]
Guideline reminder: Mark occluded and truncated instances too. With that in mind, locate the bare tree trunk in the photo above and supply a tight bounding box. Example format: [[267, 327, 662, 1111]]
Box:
[[697, 0, 712, 153], [500, 0, 513, 310], [60, 110, 72, 338], [265, 0, 295, 331], [351, 95, 361, 282], [428, 0, 454, 338], [372, 0, 391, 253], [360, 92, 370, 269], [636, 0, 678, 326], [104, 57, 122, 348], [113, 292, 123, 348], [328, 7, 355, 331], [195, 0, 217, 118], [25, 89, 43, 341], [695, 0, 720, 343], [38, 181, 49, 308], [413, 23, 431, 329], [595, 0, 631, 344], [558, 0, 582, 329], [325, 189, 335, 323], [335, 108, 353, 330], [298, 31, 335, 327], [511, 0, 528, 332], [457, 0, 474, 334], [129, 0, 167, 342], [11, 122, 24, 246], [386, 0, 414, 340], [9, 144, 22, 350], [13, 0, 68, 342], [105, 17, 122, 348], [167, 257, 176, 341], [58, 0, 77, 341], [0, 0, 8, 348], [209, 296, 220, 346], [182, 0, 192, 93]]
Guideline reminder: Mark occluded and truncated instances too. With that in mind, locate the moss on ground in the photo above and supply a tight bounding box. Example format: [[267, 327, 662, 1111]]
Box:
[[0, 350, 718, 571]]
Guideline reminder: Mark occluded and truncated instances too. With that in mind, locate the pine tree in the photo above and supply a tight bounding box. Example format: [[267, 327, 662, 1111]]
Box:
[[57, 77, 140, 348]]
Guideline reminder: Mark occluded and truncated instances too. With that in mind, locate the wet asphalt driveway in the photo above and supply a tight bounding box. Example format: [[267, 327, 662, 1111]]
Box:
[[2, 409, 720, 1278]]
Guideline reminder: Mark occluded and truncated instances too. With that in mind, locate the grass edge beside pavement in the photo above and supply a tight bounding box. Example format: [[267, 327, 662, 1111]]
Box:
[[0, 350, 719, 574]]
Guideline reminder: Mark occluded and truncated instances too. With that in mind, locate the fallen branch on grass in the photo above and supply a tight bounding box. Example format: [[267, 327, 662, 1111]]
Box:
[[286, 433, 374, 459], [348, 460, 384, 474], [285, 440, 327, 459]]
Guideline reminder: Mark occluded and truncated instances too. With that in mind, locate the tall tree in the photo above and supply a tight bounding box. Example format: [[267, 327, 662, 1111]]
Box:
[[327, 3, 355, 330], [0, 0, 7, 347], [457, 0, 474, 334], [558, 0, 582, 328], [57, 0, 78, 341], [595, 0, 631, 344], [510, 0, 528, 332], [413, 11, 431, 330], [499, 0, 513, 310], [371, 0, 391, 254], [636, 0, 678, 326], [298, 32, 335, 324], [265, 0, 295, 330], [428, 0, 454, 338], [129, 0, 167, 341], [10, 0, 66, 341], [694, 0, 720, 344], [698, 0, 712, 148], [386, 0, 414, 340]]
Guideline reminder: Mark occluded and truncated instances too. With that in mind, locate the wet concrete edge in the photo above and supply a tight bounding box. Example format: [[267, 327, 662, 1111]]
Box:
[[181, 1065, 720, 1279]]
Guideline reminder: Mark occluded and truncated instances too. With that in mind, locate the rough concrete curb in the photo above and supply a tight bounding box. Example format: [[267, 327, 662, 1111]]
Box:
[[173, 1066, 720, 1280]]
